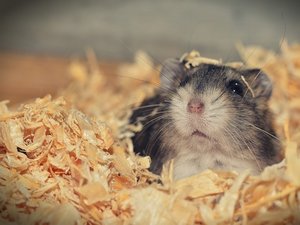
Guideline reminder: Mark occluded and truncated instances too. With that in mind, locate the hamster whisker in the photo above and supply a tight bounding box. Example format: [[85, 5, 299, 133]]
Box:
[[140, 114, 171, 130], [145, 120, 173, 156], [244, 122, 281, 142], [225, 127, 241, 149], [118, 39, 163, 75], [208, 103, 237, 112], [134, 110, 172, 121], [223, 127, 240, 160], [228, 127, 261, 171], [133, 117, 172, 157], [131, 114, 168, 125], [118, 73, 178, 96], [117, 74, 160, 88], [136, 111, 172, 121], [230, 128, 262, 171], [161, 99, 173, 105], [211, 89, 226, 104], [132, 104, 166, 111]]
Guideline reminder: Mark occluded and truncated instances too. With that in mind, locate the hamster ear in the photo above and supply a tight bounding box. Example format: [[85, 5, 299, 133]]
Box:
[[160, 58, 185, 91], [243, 69, 273, 99]]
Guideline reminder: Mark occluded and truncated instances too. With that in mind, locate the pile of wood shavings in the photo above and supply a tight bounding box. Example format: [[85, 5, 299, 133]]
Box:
[[0, 44, 300, 225]]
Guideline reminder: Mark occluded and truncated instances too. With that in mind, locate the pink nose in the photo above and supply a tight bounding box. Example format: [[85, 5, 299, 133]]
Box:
[[187, 99, 204, 113]]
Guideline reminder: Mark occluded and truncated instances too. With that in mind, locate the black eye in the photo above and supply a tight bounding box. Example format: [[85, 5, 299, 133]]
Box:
[[228, 80, 244, 96], [179, 76, 190, 87]]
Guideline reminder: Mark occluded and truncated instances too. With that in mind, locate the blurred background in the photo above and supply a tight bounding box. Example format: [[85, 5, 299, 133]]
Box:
[[0, 0, 299, 104]]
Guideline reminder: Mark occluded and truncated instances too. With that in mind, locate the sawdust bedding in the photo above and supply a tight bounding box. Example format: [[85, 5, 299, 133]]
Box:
[[0, 43, 300, 225]]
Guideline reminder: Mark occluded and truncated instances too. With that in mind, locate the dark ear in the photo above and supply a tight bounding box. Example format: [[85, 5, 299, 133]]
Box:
[[243, 69, 273, 99], [160, 58, 185, 91]]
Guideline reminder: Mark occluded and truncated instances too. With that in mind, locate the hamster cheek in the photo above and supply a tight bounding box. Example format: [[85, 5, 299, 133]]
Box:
[[202, 90, 233, 136]]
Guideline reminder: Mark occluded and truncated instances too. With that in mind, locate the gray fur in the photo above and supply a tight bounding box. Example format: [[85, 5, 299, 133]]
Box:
[[131, 59, 281, 179]]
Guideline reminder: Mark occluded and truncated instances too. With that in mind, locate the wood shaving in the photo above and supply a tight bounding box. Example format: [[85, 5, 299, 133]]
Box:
[[180, 50, 221, 69], [0, 44, 300, 224], [241, 75, 256, 98], [180, 50, 245, 69]]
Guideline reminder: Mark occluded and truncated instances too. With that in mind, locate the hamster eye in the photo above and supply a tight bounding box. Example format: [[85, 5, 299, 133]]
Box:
[[179, 76, 190, 87], [228, 80, 244, 96]]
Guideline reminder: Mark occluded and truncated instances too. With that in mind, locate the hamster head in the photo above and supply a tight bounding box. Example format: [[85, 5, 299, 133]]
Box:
[[159, 59, 280, 178]]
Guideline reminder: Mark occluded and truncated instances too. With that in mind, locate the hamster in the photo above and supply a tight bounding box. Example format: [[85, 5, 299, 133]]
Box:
[[130, 57, 281, 180]]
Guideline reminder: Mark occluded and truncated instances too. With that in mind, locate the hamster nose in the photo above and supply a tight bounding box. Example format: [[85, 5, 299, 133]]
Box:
[[187, 99, 204, 113]]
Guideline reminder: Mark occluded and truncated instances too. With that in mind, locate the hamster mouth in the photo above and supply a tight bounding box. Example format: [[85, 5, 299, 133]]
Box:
[[192, 130, 209, 139]]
